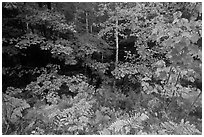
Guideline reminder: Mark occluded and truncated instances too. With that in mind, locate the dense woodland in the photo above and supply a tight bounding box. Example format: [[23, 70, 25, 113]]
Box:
[[2, 2, 202, 135]]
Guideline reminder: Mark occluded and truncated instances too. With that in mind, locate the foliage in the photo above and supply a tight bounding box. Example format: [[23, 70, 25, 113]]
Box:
[[48, 93, 96, 134], [85, 59, 110, 74], [111, 62, 139, 79], [23, 3, 76, 35], [2, 2, 202, 135], [15, 33, 46, 49], [160, 119, 201, 135], [99, 112, 149, 135], [3, 94, 30, 123]]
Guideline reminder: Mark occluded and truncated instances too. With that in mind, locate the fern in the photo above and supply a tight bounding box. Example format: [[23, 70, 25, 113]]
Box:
[[99, 112, 149, 135], [161, 119, 201, 135], [3, 94, 30, 124], [41, 91, 96, 134]]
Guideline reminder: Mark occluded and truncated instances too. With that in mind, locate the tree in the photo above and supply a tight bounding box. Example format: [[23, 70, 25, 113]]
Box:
[[97, 3, 132, 66]]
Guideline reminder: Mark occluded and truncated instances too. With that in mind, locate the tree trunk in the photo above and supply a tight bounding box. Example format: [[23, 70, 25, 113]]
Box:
[[115, 17, 119, 67], [85, 11, 89, 34], [101, 52, 104, 63], [90, 24, 93, 33], [74, 6, 78, 24]]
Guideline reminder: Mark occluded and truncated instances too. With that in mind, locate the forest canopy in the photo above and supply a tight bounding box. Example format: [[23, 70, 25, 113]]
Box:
[[2, 2, 202, 135]]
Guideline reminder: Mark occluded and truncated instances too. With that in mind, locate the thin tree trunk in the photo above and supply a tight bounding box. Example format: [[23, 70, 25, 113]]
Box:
[[74, 6, 78, 32], [101, 52, 104, 63], [113, 16, 119, 91], [115, 17, 119, 67], [90, 24, 93, 33], [85, 12, 89, 34]]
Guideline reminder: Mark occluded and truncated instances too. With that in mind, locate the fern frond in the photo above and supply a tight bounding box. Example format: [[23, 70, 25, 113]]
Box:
[[100, 112, 148, 135], [3, 94, 30, 123], [161, 119, 201, 135]]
